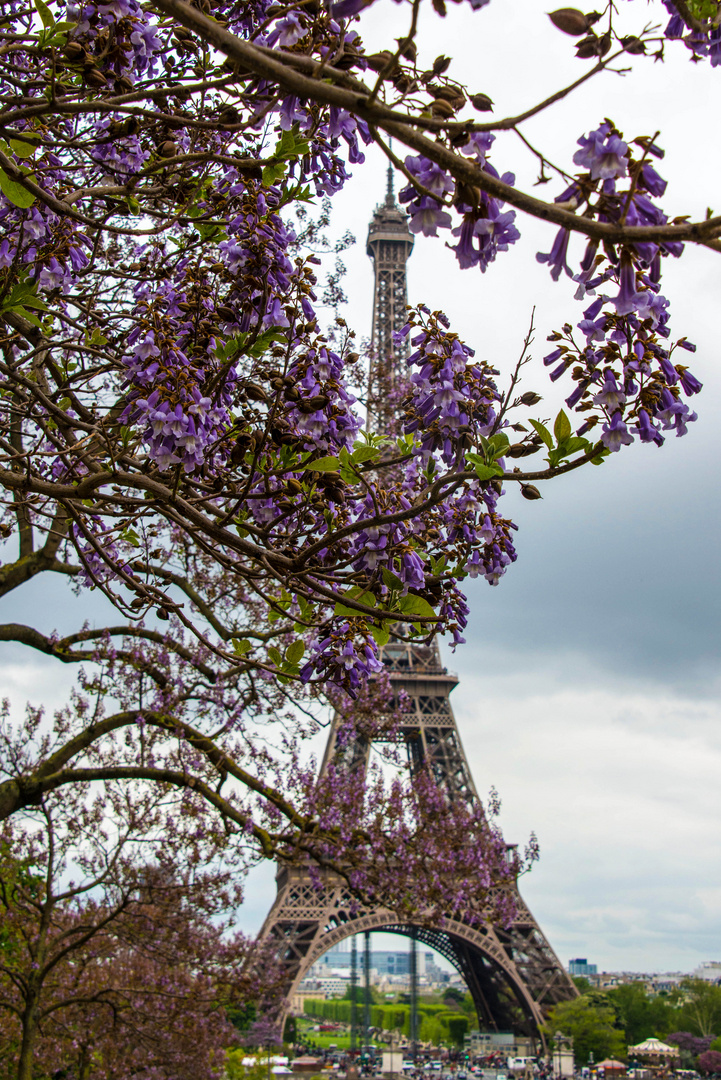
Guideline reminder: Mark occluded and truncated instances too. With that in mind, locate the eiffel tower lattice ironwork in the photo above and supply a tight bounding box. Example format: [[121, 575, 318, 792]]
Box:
[[257, 176, 577, 1045]]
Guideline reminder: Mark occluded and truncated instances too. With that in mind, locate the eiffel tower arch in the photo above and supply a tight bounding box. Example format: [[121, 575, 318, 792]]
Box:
[[257, 175, 577, 1046], [258, 640, 577, 1046]]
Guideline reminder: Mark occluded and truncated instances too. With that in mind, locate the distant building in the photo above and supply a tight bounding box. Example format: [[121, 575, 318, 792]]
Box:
[[693, 961, 721, 983], [316, 949, 427, 976], [568, 959, 597, 977], [464, 1031, 536, 1058]]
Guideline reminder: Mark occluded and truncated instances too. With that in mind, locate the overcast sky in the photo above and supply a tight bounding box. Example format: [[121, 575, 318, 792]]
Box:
[[2, 0, 719, 978], [288, 0, 721, 974]]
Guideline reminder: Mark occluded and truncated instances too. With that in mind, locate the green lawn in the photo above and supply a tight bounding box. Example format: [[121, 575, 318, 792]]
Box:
[[296, 1021, 383, 1052]]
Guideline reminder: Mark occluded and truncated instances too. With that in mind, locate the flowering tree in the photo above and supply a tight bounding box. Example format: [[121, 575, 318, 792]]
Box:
[[0, 0, 714, 941], [0, 776, 263, 1080], [698, 1050, 721, 1074]]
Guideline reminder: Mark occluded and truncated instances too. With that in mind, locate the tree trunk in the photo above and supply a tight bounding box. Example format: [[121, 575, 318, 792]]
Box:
[[16, 997, 39, 1080]]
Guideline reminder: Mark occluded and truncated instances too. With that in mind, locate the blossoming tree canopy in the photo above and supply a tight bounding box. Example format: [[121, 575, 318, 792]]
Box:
[[0, 0, 711, 697]]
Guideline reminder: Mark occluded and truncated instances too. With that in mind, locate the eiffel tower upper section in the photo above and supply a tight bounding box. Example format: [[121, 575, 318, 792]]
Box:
[[366, 164, 414, 433]]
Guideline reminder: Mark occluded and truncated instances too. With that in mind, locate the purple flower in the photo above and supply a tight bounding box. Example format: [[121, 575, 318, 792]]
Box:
[[613, 259, 651, 317], [679, 367, 702, 395], [640, 163, 667, 196], [276, 13, 306, 46], [407, 197, 452, 237], [573, 123, 628, 181], [601, 411, 634, 452], [536, 227, 572, 281], [593, 371, 626, 411]]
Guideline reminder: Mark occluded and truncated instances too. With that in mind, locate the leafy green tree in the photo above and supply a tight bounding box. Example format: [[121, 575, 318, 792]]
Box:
[[676, 981, 721, 1038], [447, 1016, 470, 1047], [545, 998, 627, 1066], [443, 988, 466, 1008], [607, 983, 682, 1044]]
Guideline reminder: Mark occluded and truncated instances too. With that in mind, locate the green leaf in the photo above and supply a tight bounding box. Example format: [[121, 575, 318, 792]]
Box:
[[3, 282, 49, 313], [529, 419, 553, 450], [553, 409, 572, 444], [370, 624, 390, 647], [472, 462, 503, 482], [267, 646, 283, 667], [352, 444, 381, 464], [33, 0, 54, 27], [304, 456, 340, 472], [120, 527, 140, 547], [9, 134, 41, 159], [381, 567, 404, 591], [12, 307, 42, 327], [397, 593, 437, 619], [0, 167, 35, 208], [247, 326, 286, 358], [334, 589, 377, 617], [262, 162, 287, 188], [274, 127, 312, 161], [232, 638, 253, 656], [285, 639, 305, 664], [559, 435, 591, 456], [488, 432, 510, 459]]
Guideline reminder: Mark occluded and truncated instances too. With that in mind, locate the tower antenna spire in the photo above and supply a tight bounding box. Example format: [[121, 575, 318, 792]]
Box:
[[386, 140, 395, 205]]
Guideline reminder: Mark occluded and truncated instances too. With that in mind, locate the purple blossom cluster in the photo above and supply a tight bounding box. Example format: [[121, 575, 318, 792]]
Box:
[[0, 0, 710, 708], [301, 623, 383, 695], [537, 123, 702, 451], [70, 521, 133, 589], [68, 0, 163, 79], [399, 309, 518, 590], [399, 134, 520, 272]]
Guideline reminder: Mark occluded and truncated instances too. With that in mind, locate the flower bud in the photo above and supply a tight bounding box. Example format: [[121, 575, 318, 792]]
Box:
[[432, 54, 451, 75]]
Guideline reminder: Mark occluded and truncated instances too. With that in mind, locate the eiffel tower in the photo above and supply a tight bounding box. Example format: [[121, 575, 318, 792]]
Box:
[[257, 168, 577, 1047]]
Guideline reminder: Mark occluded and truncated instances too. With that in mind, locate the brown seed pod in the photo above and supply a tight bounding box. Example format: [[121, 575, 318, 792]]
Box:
[[244, 383, 269, 404], [548, 7, 591, 35], [84, 68, 108, 88], [520, 483, 543, 500], [366, 51, 397, 74], [622, 35, 646, 54], [430, 98, 457, 119], [470, 93, 494, 112], [519, 391, 543, 405], [63, 41, 87, 63]]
